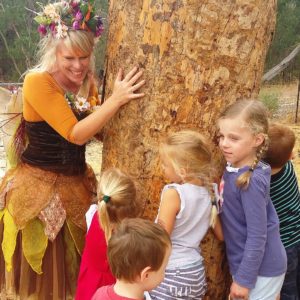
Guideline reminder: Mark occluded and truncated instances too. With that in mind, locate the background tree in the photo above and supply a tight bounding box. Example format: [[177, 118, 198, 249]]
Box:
[[101, 1, 276, 298], [0, 0, 108, 82], [265, 0, 300, 81]]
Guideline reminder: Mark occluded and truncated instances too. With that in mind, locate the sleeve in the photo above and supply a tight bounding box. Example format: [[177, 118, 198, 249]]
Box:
[[23, 73, 78, 141], [85, 204, 98, 231], [234, 174, 268, 289]]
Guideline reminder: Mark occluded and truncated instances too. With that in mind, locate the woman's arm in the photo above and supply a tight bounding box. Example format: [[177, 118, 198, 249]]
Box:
[[157, 188, 180, 235], [71, 67, 145, 145]]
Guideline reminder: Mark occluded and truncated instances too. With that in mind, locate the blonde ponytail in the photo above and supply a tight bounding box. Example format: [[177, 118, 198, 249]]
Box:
[[97, 168, 139, 242]]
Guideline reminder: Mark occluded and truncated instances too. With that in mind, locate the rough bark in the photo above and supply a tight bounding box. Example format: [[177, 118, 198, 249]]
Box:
[[102, 1, 276, 298]]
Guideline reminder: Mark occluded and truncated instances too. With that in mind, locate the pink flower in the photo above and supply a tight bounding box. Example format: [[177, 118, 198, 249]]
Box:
[[38, 24, 47, 35], [75, 11, 83, 21], [72, 20, 80, 30], [49, 22, 56, 33]]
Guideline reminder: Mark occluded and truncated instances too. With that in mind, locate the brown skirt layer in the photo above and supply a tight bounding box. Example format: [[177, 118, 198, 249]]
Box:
[[0, 163, 97, 300], [0, 221, 82, 300]]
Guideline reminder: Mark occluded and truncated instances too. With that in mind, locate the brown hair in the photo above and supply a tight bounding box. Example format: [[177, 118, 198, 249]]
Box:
[[264, 123, 295, 168], [108, 218, 171, 282], [218, 99, 269, 189], [160, 130, 218, 227], [98, 168, 140, 242]]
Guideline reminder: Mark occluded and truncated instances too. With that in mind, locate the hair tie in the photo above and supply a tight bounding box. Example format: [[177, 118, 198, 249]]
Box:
[[249, 167, 254, 172], [102, 195, 111, 203]]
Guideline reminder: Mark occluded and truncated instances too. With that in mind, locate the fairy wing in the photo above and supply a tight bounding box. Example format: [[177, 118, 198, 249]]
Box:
[[0, 87, 24, 169]]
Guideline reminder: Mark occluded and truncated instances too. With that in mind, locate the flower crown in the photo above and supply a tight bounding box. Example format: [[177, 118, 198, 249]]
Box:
[[34, 0, 104, 39]]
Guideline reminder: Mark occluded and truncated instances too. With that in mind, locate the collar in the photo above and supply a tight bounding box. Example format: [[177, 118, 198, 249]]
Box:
[[226, 163, 240, 173]]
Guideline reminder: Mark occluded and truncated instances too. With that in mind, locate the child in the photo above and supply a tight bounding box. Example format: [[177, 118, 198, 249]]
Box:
[[217, 99, 287, 300], [92, 218, 171, 300], [149, 130, 222, 299], [75, 168, 140, 300], [263, 123, 300, 300]]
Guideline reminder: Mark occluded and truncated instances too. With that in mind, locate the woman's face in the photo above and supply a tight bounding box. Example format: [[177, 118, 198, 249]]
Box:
[[55, 41, 91, 87]]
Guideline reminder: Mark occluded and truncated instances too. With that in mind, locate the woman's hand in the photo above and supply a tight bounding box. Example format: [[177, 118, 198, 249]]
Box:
[[110, 67, 145, 107], [229, 281, 249, 300]]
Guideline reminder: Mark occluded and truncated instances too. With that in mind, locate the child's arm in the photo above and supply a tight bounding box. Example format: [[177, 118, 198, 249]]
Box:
[[157, 188, 180, 235], [234, 175, 268, 291], [212, 215, 224, 241]]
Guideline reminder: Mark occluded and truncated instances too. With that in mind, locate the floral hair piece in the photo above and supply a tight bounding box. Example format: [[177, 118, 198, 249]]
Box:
[[33, 0, 104, 39]]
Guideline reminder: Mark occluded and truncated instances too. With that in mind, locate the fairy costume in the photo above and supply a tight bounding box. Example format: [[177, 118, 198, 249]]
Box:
[[0, 72, 99, 299]]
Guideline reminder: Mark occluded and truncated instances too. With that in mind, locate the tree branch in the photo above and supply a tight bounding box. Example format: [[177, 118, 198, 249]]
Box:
[[262, 43, 300, 82]]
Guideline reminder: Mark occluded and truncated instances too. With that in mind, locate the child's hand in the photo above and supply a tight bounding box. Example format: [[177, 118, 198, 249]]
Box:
[[229, 281, 249, 299], [111, 67, 145, 107]]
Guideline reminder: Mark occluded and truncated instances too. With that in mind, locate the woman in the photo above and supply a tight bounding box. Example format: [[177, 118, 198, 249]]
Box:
[[0, 1, 145, 299]]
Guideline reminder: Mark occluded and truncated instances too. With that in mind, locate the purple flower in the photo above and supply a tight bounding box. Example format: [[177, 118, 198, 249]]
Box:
[[49, 22, 56, 32], [75, 11, 83, 21], [95, 25, 104, 37], [38, 24, 47, 35], [70, 1, 80, 9], [73, 20, 81, 30]]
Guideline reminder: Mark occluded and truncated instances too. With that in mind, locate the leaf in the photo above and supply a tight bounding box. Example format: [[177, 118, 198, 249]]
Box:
[[34, 15, 51, 25]]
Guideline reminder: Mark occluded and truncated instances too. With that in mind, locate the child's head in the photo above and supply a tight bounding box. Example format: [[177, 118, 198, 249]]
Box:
[[98, 168, 140, 241], [264, 123, 296, 169], [218, 99, 269, 188], [108, 218, 171, 291], [159, 130, 218, 226], [159, 130, 212, 183]]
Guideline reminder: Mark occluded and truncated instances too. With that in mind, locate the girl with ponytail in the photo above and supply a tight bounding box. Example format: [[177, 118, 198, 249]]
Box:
[[218, 99, 287, 300], [150, 130, 222, 300], [75, 168, 140, 300]]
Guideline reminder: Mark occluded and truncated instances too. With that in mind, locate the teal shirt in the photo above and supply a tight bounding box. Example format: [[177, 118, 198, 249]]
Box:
[[270, 161, 300, 248]]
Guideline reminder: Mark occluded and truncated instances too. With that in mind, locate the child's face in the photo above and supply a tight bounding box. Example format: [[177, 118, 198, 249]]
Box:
[[160, 154, 182, 183], [218, 117, 264, 168], [145, 246, 171, 291]]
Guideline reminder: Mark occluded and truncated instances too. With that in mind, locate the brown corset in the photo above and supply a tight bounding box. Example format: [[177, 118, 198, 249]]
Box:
[[21, 121, 86, 175]]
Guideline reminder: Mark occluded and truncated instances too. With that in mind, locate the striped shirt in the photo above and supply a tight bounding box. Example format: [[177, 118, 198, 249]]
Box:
[[270, 161, 300, 248]]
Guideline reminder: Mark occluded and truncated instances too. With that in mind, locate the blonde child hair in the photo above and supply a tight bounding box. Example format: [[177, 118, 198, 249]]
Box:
[[160, 130, 218, 227], [97, 168, 140, 242], [218, 99, 269, 189]]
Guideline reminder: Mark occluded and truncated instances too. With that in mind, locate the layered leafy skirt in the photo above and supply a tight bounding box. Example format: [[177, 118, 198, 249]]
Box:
[[0, 163, 97, 300]]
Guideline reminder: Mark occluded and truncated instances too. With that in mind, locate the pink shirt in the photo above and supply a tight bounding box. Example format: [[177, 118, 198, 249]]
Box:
[[92, 285, 142, 300], [75, 212, 115, 300]]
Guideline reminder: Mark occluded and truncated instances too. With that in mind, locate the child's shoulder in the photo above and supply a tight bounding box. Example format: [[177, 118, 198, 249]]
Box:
[[249, 162, 271, 186]]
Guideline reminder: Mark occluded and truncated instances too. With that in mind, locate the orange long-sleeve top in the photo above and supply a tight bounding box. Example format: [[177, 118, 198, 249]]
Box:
[[23, 72, 98, 143]]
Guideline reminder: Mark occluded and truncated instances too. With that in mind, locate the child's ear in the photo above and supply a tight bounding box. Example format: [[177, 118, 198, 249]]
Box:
[[254, 133, 265, 147], [289, 150, 295, 160], [140, 266, 152, 282]]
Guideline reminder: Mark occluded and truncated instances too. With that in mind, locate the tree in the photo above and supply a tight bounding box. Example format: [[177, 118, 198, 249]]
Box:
[[101, 1, 277, 298], [265, 0, 300, 76], [0, 0, 108, 82]]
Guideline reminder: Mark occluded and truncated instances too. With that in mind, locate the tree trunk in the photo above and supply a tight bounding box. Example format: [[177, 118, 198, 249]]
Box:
[[102, 1, 276, 298]]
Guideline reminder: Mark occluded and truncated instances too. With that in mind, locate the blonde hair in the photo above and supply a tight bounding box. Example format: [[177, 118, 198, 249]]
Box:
[[27, 30, 95, 94], [160, 130, 218, 227], [219, 99, 269, 189], [98, 168, 140, 242]]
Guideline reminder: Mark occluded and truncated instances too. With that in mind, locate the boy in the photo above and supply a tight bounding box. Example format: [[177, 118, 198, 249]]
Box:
[[264, 123, 300, 300], [92, 218, 171, 300]]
